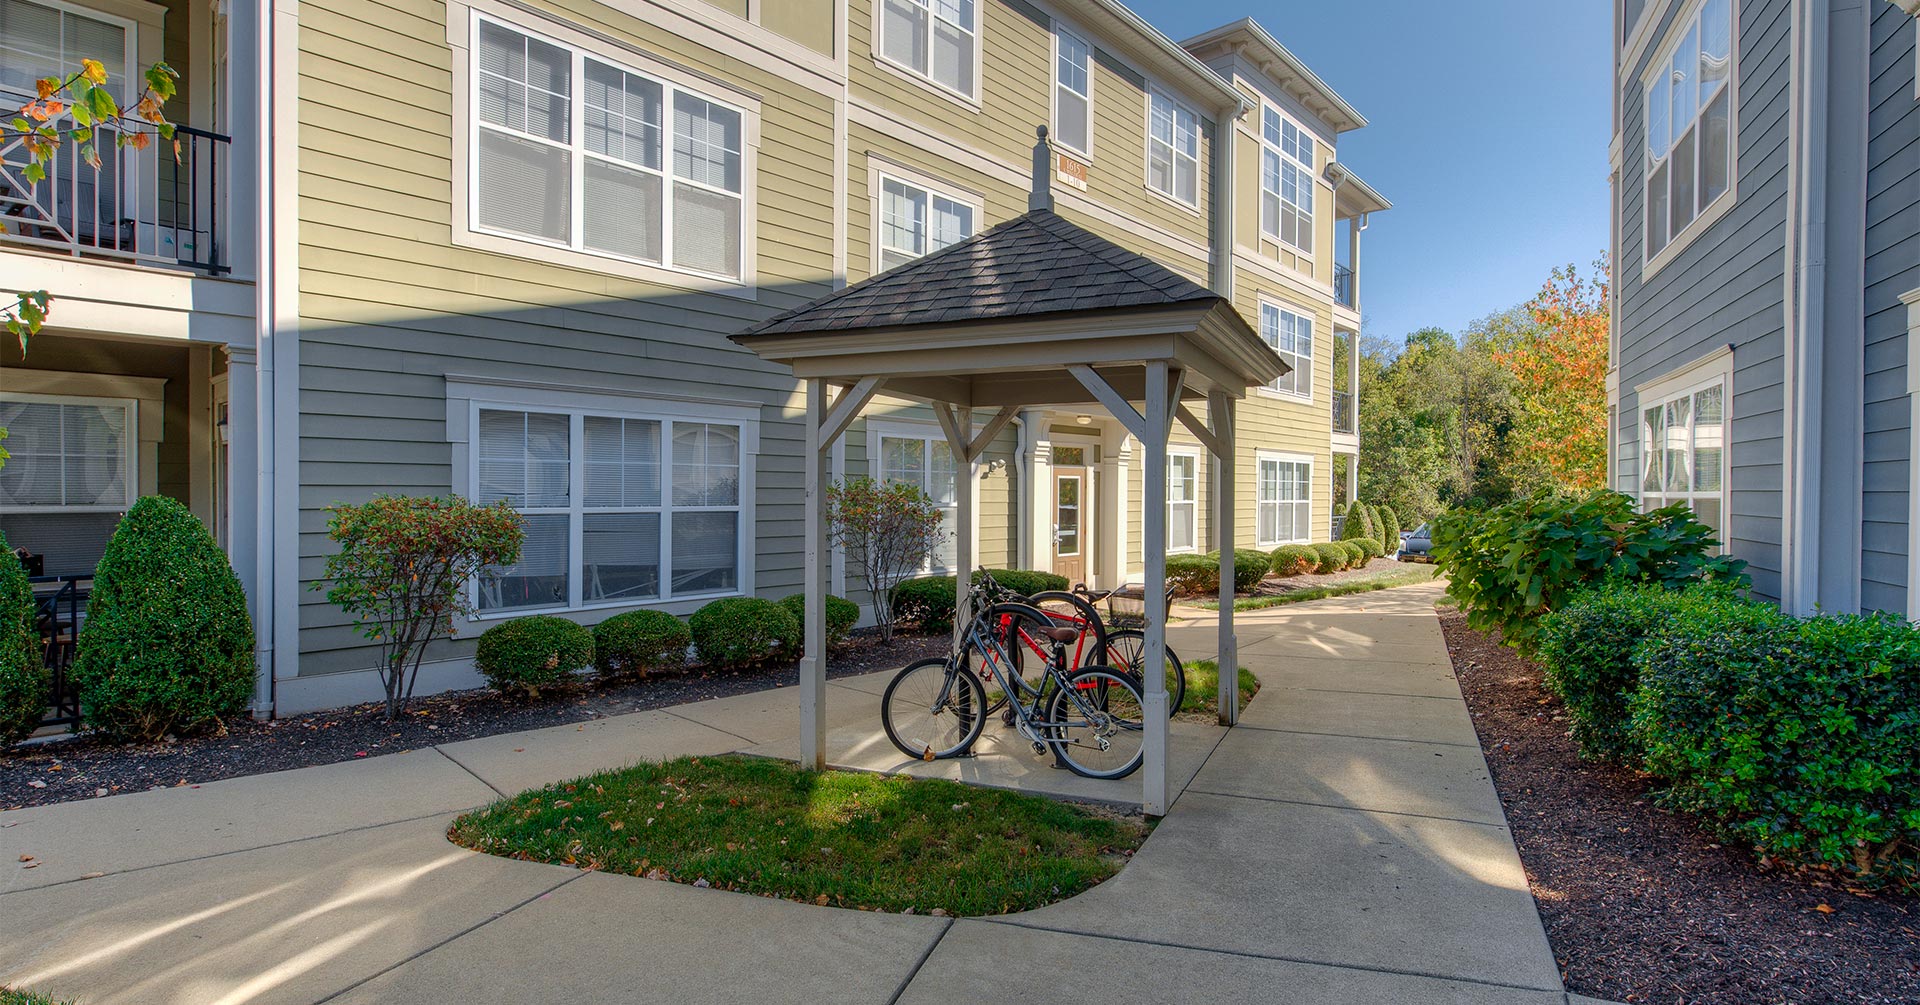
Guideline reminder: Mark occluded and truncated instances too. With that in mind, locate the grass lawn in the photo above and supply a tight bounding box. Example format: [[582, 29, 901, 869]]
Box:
[[449, 754, 1149, 916], [1192, 564, 1441, 612], [1177, 660, 1257, 716], [2, 990, 74, 1005]]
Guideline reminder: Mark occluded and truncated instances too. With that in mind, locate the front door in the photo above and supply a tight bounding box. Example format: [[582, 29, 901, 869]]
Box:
[[1053, 469, 1085, 585]]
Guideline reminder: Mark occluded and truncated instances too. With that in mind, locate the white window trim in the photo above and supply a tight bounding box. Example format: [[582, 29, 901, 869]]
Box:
[[444, 377, 760, 620], [1632, 346, 1733, 550], [1165, 447, 1200, 554], [447, 2, 762, 298], [1255, 295, 1315, 404], [866, 418, 963, 575], [0, 391, 140, 514], [1051, 21, 1095, 162], [1142, 86, 1202, 215], [867, 164, 982, 277], [870, 0, 983, 108], [0, 0, 141, 103], [1258, 101, 1317, 261], [1639, 0, 1740, 279], [1254, 449, 1314, 549]]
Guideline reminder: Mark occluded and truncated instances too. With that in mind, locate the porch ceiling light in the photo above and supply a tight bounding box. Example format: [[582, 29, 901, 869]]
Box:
[[1075, 414, 1092, 425]]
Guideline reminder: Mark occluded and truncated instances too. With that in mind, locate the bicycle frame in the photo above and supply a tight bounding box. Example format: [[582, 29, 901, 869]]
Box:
[[958, 606, 1116, 748]]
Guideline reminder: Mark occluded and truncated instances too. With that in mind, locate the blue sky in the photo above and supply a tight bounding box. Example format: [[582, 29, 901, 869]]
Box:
[[1126, 0, 1613, 342]]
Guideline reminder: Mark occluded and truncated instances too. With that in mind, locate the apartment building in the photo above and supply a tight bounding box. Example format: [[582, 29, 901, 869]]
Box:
[[0, 0, 1387, 713], [1607, 0, 1918, 614]]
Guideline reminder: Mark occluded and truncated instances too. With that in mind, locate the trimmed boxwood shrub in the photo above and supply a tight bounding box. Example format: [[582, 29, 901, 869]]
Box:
[[1308, 543, 1346, 574], [690, 597, 800, 670], [1378, 505, 1402, 555], [1353, 537, 1384, 560], [1338, 500, 1374, 544], [1631, 600, 1919, 889], [1365, 504, 1386, 549], [0, 531, 45, 747], [778, 593, 860, 651], [475, 616, 594, 698], [1336, 541, 1366, 568], [1199, 549, 1270, 594], [891, 576, 957, 632], [69, 497, 255, 742], [1164, 554, 1219, 595], [984, 569, 1070, 597], [1268, 544, 1318, 578], [592, 609, 691, 678]]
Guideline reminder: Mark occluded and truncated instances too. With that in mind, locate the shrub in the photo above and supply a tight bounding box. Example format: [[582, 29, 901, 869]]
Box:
[[1164, 554, 1219, 595], [984, 569, 1070, 597], [591, 610, 691, 678], [1309, 543, 1347, 574], [1353, 537, 1384, 560], [475, 616, 594, 699], [1378, 505, 1402, 555], [1431, 490, 1748, 653], [1631, 603, 1918, 889], [0, 531, 44, 747], [1198, 549, 1270, 593], [1365, 504, 1386, 550], [318, 494, 524, 718], [69, 497, 255, 742], [777, 592, 860, 651], [1268, 544, 1318, 578], [1335, 541, 1366, 568], [827, 477, 946, 642], [689, 597, 800, 669], [1338, 500, 1374, 543], [891, 576, 957, 632]]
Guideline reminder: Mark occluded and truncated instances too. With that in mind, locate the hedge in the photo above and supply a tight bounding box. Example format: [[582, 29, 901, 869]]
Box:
[[69, 497, 255, 742], [1338, 500, 1374, 544], [1198, 550, 1270, 594], [1164, 554, 1218, 595], [1353, 537, 1384, 561], [1378, 505, 1402, 555], [0, 531, 43, 747], [891, 570, 1068, 631], [1269, 544, 1318, 578], [592, 609, 691, 678], [778, 592, 860, 651], [689, 597, 800, 670], [475, 616, 594, 698], [1308, 543, 1347, 574], [1335, 541, 1366, 568]]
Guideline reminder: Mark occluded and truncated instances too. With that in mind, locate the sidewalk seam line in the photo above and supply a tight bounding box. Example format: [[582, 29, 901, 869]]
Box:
[[433, 747, 507, 799], [312, 870, 588, 1003], [1225, 723, 1477, 747], [1290, 686, 1462, 701], [976, 917, 1561, 995], [657, 708, 763, 747], [885, 916, 954, 1005], [1182, 787, 1511, 829]]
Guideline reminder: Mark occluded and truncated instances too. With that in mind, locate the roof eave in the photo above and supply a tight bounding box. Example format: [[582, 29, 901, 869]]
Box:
[[1062, 0, 1248, 115], [1181, 18, 1367, 133]]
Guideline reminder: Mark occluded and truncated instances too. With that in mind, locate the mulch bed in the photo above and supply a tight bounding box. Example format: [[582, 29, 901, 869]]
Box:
[[0, 629, 946, 813], [1441, 608, 1919, 1005]]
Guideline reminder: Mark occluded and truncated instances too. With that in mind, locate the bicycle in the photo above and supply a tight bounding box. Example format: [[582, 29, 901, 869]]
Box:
[[880, 570, 1147, 779], [1073, 585, 1188, 717]]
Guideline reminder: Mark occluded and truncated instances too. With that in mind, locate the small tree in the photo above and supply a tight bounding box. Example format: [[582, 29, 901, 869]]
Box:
[[318, 495, 524, 719], [827, 476, 947, 642]]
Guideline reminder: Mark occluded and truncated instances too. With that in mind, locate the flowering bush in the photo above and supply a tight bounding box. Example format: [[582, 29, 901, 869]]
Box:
[[826, 476, 947, 642]]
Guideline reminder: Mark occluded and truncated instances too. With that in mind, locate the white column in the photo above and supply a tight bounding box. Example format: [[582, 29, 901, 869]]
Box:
[[800, 378, 829, 769], [952, 407, 976, 651], [1141, 363, 1171, 815], [1211, 391, 1238, 726], [223, 345, 269, 716]]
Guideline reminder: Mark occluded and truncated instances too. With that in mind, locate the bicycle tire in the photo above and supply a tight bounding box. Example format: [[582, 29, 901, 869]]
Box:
[[1026, 590, 1110, 666], [881, 656, 987, 760], [1045, 665, 1146, 779], [1101, 629, 1187, 717]]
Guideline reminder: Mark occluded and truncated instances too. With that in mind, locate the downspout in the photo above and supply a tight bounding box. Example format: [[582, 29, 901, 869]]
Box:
[[249, 0, 277, 716], [1783, 0, 1830, 615]]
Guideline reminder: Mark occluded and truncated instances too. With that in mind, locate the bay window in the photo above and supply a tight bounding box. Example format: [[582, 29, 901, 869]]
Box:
[[1054, 27, 1093, 158], [1260, 301, 1313, 398], [472, 15, 746, 280], [1643, 0, 1732, 262], [1640, 379, 1726, 540], [1257, 454, 1312, 547], [1260, 106, 1314, 255], [877, 432, 958, 570], [1167, 452, 1197, 553], [877, 174, 975, 272], [1147, 91, 1199, 206], [879, 0, 976, 98]]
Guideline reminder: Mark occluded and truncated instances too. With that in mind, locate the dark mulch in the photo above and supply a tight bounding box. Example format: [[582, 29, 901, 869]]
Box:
[[0, 629, 946, 812], [1441, 608, 1920, 1005]]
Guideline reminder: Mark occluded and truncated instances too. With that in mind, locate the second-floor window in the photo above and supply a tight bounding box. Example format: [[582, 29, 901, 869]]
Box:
[[1147, 91, 1199, 206], [877, 175, 974, 272], [473, 16, 746, 280], [880, 0, 976, 99], [1260, 302, 1313, 398], [1643, 0, 1732, 262], [1260, 107, 1314, 255], [1054, 28, 1093, 158]]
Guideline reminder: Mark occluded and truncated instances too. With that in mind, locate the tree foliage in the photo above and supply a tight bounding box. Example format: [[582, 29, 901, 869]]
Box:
[[826, 476, 947, 642], [1496, 259, 1611, 493]]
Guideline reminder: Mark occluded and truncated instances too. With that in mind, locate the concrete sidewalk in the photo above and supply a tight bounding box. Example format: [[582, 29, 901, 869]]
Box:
[[0, 581, 1587, 1004]]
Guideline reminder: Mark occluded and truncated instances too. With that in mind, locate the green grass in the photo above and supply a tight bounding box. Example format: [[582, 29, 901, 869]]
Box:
[[1177, 660, 1258, 716], [2, 990, 76, 1005], [1193, 565, 1441, 612], [448, 754, 1149, 916]]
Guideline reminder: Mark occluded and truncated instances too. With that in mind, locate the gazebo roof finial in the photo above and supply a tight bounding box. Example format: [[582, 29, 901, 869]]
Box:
[[1029, 125, 1053, 213]]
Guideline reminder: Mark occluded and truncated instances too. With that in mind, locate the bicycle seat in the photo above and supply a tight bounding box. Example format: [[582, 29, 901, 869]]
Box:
[[1043, 626, 1080, 644]]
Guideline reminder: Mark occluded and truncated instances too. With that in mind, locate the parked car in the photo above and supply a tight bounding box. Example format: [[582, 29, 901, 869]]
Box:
[[1398, 523, 1433, 562]]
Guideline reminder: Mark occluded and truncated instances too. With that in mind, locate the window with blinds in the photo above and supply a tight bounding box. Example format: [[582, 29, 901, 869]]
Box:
[[472, 16, 746, 280], [0, 396, 133, 510], [1167, 453, 1197, 553], [0, 0, 129, 103], [1257, 456, 1312, 547], [878, 432, 958, 571], [474, 406, 743, 614], [1640, 380, 1726, 542], [878, 0, 976, 98], [1148, 91, 1199, 206], [1053, 28, 1092, 158], [877, 175, 973, 273]]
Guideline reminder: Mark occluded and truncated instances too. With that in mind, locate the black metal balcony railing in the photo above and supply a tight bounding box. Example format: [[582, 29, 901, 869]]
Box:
[[1334, 263, 1355, 308], [0, 119, 231, 274], [1333, 390, 1355, 434]]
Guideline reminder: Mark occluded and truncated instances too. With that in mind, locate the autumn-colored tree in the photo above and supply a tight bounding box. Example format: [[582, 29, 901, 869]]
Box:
[[1495, 257, 1611, 494]]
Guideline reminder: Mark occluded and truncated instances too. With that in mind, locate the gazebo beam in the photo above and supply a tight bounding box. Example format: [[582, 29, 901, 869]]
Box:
[[967, 405, 1021, 461], [1068, 364, 1148, 440], [821, 376, 885, 445]]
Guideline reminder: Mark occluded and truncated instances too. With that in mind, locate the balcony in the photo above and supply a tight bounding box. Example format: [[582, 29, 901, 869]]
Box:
[[1, 122, 232, 275], [1333, 390, 1355, 434], [1334, 263, 1355, 309]]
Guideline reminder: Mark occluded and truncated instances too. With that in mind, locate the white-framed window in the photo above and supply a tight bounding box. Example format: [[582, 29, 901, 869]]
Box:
[[469, 13, 747, 281], [876, 172, 975, 272], [467, 397, 751, 615], [0, 393, 135, 512], [1639, 376, 1727, 542], [0, 0, 134, 103], [1166, 451, 1198, 553], [1256, 453, 1312, 547], [1146, 90, 1199, 206], [1642, 0, 1733, 264], [1259, 300, 1313, 399], [1053, 26, 1093, 158], [878, 0, 976, 99], [1259, 105, 1314, 255], [874, 429, 958, 571]]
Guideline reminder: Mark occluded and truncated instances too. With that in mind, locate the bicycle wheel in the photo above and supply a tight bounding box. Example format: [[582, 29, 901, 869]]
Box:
[[1027, 590, 1109, 668], [969, 603, 1059, 720], [1101, 629, 1186, 717], [1045, 665, 1146, 779], [881, 657, 987, 760]]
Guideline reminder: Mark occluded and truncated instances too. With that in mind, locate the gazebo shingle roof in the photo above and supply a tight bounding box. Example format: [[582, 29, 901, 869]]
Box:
[[737, 209, 1221, 337]]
